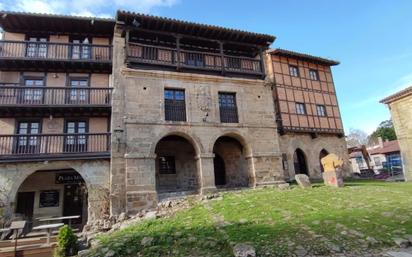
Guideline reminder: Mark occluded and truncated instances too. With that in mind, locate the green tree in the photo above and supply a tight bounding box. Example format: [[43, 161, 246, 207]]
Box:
[[368, 120, 397, 144], [54, 225, 78, 257]]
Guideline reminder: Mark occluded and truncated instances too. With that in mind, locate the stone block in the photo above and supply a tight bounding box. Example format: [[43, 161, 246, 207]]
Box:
[[322, 170, 344, 188], [295, 174, 311, 188]]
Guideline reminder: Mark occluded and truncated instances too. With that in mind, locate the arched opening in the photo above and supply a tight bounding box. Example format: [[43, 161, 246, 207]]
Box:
[[15, 169, 87, 230], [213, 136, 249, 188], [155, 135, 200, 195], [293, 148, 308, 175], [319, 149, 329, 173]]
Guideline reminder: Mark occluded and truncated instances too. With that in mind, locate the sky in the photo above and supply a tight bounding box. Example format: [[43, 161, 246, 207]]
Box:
[[0, 0, 411, 135]]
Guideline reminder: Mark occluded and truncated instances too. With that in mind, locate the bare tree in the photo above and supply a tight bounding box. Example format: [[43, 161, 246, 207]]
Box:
[[346, 128, 369, 147]]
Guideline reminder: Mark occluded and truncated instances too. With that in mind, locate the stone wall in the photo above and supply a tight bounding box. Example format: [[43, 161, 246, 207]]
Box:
[[0, 159, 110, 227], [387, 96, 412, 181], [110, 31, 284, 216], [278, 133, 351, 180]]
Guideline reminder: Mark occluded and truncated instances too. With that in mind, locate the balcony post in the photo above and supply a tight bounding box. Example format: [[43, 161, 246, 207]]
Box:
[[125, 28, 130, 60], [219, 41, 225, 75], [176, 35, 181, 70], [259, 47, 266, 78]]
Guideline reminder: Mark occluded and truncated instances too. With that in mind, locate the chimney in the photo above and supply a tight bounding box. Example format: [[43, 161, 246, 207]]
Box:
[[378, 137, 384, 148]]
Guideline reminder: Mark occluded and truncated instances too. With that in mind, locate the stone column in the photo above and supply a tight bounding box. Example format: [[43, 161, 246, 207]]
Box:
[[197, 153, 217, 194], [125, 154, 158, 215]]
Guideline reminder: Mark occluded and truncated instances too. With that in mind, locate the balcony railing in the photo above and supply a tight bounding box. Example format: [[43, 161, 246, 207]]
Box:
[[0, 40, 112, 62], [127, 42, 263, 76], [0, 133, 110, 161], [0, 84, 112, 107]]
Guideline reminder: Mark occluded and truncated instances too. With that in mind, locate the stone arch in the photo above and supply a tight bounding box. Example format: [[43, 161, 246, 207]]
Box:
[[293, 148, 308, 175], [211, 132, 253, 188], [150, 130, 203, 156], [208, 130, 252, 156], [319, 149, 330, 173]]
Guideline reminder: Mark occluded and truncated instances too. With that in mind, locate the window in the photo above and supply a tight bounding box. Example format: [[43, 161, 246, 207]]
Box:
[[295, 102, 306, 115], [309, 69, 319, 80], [289, 65, 299, 77], [164, 89, 186, 121], [219, 92, 238, 123], [64, 120, 88, 152], [68, 78, 89, 103], [71, 37, 91, 59], [316, 105, 327, 117], [15, 121, 41, 154], [373, 157, 382, 166], [26, 37, 47, 58], [20, 78, 44, 103], [158, 156, 176, 174]]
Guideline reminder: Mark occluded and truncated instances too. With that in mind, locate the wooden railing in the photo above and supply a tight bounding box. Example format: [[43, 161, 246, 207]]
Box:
[[0, 133, 110, 159], [0, 40, 112, 62], [0, 84, 112, 106], [127, 42, 263, 75]]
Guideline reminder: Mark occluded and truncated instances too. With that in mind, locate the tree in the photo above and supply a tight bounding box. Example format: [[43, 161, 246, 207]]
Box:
[[346, 128, 369, 147], [368, 120, 397, 144]]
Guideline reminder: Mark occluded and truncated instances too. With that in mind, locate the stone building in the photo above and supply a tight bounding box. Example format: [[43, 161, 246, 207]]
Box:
[[0, 12, 114, 227], [266, 49, 350, 180], [0, 10, 350, 225], [381, 86, 412, 181], [110, 11, 283, 215]]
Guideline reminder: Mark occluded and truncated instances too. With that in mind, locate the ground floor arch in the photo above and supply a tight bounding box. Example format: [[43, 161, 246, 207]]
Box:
[[293, 148, 308, 175], [15, 169, 88, 229], [319, 149, 329, 173], [212, 135, 250, 188], [155, 135, 200, 195]]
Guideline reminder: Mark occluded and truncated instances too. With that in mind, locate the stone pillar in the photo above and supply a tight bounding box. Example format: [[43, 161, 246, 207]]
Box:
[[125, 154, 158, 215], [249, 153, 285, 187], [197, 153, 217, 194]]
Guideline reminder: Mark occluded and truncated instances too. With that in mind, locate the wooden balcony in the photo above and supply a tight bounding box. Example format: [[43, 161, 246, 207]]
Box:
[[0, 84, 112, 117], [0, 40, 112, 72], [126, 42, 265, 78], [0, 133, 110, 162]]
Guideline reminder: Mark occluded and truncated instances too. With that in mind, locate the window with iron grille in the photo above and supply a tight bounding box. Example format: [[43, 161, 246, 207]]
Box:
[[295, 102, 306, 115], [164, 89, 186, 121], [316, 104, 327, 117], [219, 92, 238, 123], [309, 69, 319, 80], [158, 156, 176, 174], [289, 65, 299, 77]]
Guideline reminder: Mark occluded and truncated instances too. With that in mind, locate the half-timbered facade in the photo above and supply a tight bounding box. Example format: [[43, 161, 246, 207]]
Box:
[[0, 12, 114, 228], [267, 49, 350, 179]]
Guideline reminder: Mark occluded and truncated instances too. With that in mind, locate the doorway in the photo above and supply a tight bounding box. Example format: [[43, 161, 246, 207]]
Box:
[[16, 192, 35, 229], [63, 184, 83, 225], [213, 154, 226, 186], [293, 148, 308, 175]]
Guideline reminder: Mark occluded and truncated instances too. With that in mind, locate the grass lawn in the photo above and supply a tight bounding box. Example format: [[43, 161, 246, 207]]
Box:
[[88, 180, 412, 257]]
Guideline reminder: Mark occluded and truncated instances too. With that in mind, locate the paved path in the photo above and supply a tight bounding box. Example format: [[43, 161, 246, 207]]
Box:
[[387, 248, 412, 257]]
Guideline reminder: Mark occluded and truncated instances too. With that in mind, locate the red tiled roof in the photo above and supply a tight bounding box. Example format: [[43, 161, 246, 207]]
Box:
[[268, 48, 340, 66], [368, 140, 400, 155], [380, 85, 412, 104]]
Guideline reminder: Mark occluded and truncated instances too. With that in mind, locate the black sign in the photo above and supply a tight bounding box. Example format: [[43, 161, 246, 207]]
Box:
[[56, 173, 84, 184], [39, 190, 59, 208]]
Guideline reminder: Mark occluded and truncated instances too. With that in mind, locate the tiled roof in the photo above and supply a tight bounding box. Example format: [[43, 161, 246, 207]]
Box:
[[269, 48, 340, 66], [380, 85, 412, 104], [368, 140, 400, 155], [116, 10, 276, 46]]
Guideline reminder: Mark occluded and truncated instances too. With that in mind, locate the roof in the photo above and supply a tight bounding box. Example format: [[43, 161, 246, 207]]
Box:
[[368, 140, 400, 155], [0, 11, 115, 36], [116, 10, 275, 46], [380, 85, 412, 104], [269, 48, 340, 66]]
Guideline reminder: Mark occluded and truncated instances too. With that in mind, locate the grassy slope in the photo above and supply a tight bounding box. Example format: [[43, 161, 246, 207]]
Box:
[[89, 180, 412, 257]]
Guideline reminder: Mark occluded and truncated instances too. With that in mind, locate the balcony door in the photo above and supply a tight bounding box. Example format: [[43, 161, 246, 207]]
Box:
[[71, 38, 91, 60], [19, 78, 44, 104], [64, 120, 88, 153], [67, 78, 89, 104], [15, 121, 41, 154], [26, 37, 48, 58]]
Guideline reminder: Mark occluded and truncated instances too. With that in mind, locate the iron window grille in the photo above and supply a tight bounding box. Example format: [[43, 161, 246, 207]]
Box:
[[219, 92, 239, 123], [164, 89, 186, 121], [158, 156, 176, 174]]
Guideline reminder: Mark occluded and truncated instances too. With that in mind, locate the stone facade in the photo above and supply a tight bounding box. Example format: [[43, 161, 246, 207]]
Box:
[[110, 31, 283, 216], [381, 87, 412, 181]]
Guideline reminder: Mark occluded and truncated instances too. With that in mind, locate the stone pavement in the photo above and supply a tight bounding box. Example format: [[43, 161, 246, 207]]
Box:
[[386, 247, 412, 257]]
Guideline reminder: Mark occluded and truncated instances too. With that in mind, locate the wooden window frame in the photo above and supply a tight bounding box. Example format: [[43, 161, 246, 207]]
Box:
[[218, 92, 239, 123], [309, 69, 319, 81], [289, 65, 299, 77], [295, 102, 306, 115], [164, 88, 187, 122], [316, 104, 327, 117]]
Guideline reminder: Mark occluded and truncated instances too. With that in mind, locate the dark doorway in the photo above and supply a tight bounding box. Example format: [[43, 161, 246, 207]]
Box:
[[63, 184, 83, 225], [16, 192, 35, 229], [293, 148, 308, 175], [213, 154, 226, 186], [319, 149, 329, 173]]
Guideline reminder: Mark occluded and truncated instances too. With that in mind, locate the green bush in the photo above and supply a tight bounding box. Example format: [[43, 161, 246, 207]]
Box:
[[54, 225, 78, 257]]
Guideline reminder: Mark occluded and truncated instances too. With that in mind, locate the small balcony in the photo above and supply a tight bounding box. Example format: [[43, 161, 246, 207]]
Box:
[[0, 133, 110, 162], [126, 42, 264, 78], [0, 84, 112, 117], [0, 40, 112, 72]]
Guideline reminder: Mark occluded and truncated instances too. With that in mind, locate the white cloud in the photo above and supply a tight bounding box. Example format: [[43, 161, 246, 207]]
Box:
[[10, 0, 180, 17]]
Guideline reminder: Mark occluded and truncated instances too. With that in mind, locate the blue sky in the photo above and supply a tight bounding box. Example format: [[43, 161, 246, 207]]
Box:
[[1, 0, 411, 134]]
